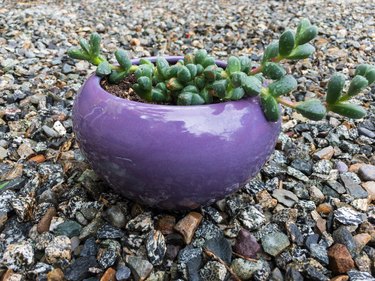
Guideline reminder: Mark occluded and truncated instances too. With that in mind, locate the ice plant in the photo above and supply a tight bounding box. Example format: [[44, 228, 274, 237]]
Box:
[[68, 19, 374, 122]]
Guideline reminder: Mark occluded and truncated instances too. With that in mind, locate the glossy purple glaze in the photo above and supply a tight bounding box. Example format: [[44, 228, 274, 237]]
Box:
[[73, 56, 281, 210]]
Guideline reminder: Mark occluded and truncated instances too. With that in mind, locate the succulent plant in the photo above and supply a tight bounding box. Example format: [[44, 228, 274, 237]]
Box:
[[68, 19, 374, 122]]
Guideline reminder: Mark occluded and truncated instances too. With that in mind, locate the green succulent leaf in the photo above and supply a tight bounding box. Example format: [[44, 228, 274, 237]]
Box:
[[365, 68, 375, 85], [177, 92, 204, 105], [295, 99, 326, 120], [268, 75, 298, 97], [203, 65, 219, 82], [242, 76, 262, 96], [231, 72, 247, 87], [156, 82, 168, 93], [135, 64, 153, 79], [195, 49, 208, 65], [156, 57, 170, 79], [182, 85, 199, 93], [139, 58, 153, 66], [296, 18, 311, 38], [79, 38, 91, 55], [329, 103, 366, 119], [326, 73, 345, 105], [89, 33, 101, 58], [209, 80, 228, 98], [201, 56, 215, 68], [227, 56, 241, 75], [347, 75, 368, 97], [355, 64, 370, 76], [137, 76, 152, 92], [109, 70, 127, 84], [200, 88, 213, 104], [287, 43, 315, 59], [262, 41, 279, 63], [67, 48, 90, 60], [96, 61, 112, 77], [151, 89, 167, 102], [177, 66, 192, 83], [191, 93, 205, 105], [184, 53, 195, 64], [115, 50, 132, 71], [263, 62, 286, 80], [279, 30, 295, 57], [260, 93, 280, 122], [239, 56, 252, 73], [165, 65, 179, 79], [132, 84, 150, 100], [186, 64, 198, 78], [196, 64, 204, 75], [295, 25, 318, 46], [166, 78, 184, 91], [229, 87, 245, 100], [195, 76, 206, 89]]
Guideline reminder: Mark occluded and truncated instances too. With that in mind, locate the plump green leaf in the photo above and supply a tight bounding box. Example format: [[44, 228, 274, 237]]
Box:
[[178, 92, 205, 105], [229, 87, 245, 100], [195, 76, 206, 89], [186, 64, 198, 78], [165, 65, 179, 79], [177, 66, 192, 83], [135, 64, 153, 79], [89, 33, 101, 57], [231, 72, 247, 87], [184, 53, 195, 64], [79, 38, 91, 55], [279, 30, 295, 57], [242, 76, 262, 96], [239, 56, 252, 73], [203, 65, 219, 82], [296, 18, 311, 38], [196, 64, 204, 75], [347, 75, 368, 97], [109, 70, 127, 84], [182, 85, 199, 93], [326, 74, 345, 105], [166, 77, 183, 91], [263, 62, 286, 80], [115, 50, 132, 71], [151, 89, 167, 102], [295, 26, 318, 46], [295, 99, 326, 120], [200, 88, 213, 104], [96, 61, 112, 77], [137, 76, 152, 91], [191, 93, 205, 105], [139, 58, 153, 65], [208, 80, 228, 98], [262, 41, 279, 63], [329, 103, 366, 119], [201, 56, 215, 68], [269, 75, 298, 97], [365, 68, 375, 85], [354, 64, 370, 76], [132, 84, 150, 100], [156, 82, 168, 93], [156, 57, 169, 79], [260, 94, 280, 122], [67, 48, 90, 60], [195, 49, 208, 65], [227, 56, 241, 75], [287, 43, 315, 59]]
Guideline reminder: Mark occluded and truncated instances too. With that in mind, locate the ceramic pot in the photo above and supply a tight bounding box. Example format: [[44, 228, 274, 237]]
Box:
[[73, 56, 281, 210]]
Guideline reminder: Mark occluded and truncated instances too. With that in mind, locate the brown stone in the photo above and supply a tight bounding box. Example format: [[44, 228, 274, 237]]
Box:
[[349, 163, 363, 173], [328, 244, 355, 273], [316, 203, 333, 215], [1, 269, 14, 281], [28, 154, 46, 164], [37, 207, 56, 233], [47, 268, 65, 281], [362, 181, 375, 201], [353, 233, 371, 252], [156, 215, 176, 235], [256, 190, 277, 209], [174, 212, 203, 244], [100, 268, 116, 281], [315, 217, 327, 234], [130, 38, 140, 46], [313, 146, 334, 160], [330, 275, 349, 281]]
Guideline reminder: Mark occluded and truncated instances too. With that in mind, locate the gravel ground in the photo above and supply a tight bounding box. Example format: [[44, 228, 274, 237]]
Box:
[[1, 0, 375, 280]]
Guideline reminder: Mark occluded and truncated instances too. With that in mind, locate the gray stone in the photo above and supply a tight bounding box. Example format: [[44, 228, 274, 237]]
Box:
[[42, 125, 59, 138], [231, 258, 262, 280], [104, 205, 127, 228], [272, 189, 299, 207], [127, 256, 153, 281], [348, 270, 375, 281], [116, 265, 132, 281], [310, 243, 329, 265], [64, 256, 98, 281], [261, 232, 290, 256], [287, 166, 309, 182], [54, 220, 82, 238], [358, 165, 375, 181], [238, 206, 265, 231], [334, 207, 366, 226], [199, 261, 227, 281], [332, 226, 356, 255], [340, 174, 368, 198]]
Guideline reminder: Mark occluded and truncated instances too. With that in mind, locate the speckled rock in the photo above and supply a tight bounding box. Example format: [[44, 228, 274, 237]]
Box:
[[45, 236, 72, 264], [261, 232, 290, 256], [2, 240, 34, 271]]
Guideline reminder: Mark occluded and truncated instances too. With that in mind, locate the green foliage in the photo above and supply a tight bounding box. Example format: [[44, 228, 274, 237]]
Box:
[[68, 19, 372, 122]]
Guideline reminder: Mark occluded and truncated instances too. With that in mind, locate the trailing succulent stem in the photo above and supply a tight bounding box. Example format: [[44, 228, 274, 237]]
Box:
[[68, 19, 374, 122]]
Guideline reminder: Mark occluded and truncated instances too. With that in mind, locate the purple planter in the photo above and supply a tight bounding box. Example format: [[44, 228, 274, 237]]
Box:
[[73, 56, 281, 210]]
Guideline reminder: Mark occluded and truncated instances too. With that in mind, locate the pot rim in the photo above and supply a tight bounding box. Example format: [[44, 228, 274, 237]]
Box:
[[87, 55, 262, 111]]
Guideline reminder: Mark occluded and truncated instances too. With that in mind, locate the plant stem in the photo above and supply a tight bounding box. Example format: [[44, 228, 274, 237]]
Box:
[[276, 97, 297, 108], [250, 65, 263, 75]]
